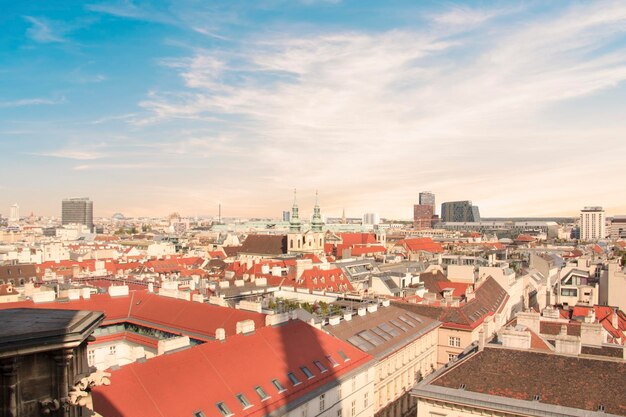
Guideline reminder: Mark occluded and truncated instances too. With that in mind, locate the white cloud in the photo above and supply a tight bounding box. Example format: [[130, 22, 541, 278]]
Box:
[[124, 2, 626, 216], [24, 16, 67, 43], [0, 97, 65, 108]]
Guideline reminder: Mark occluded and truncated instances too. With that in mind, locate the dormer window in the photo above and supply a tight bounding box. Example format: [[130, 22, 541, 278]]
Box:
[[216, 402, 233, 417], [301, 366, 314, 379], [236, 394, 252, 409], [255, 386, 270, 401]]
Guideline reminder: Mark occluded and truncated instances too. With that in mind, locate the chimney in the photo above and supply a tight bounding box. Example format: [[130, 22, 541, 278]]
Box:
[[216, 328, 225, 342], [381, 299, 391, 307], [612, 308, 619, 330], [148, 282, 154, 293], [367, 304, 378, 313], [357, 307, 366, 317], [478, 329, 485, 351], [343, 312, 353, 321]]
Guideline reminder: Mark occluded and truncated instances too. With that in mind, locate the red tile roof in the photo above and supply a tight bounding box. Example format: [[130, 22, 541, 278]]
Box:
[[93, 320, 373, 417], [397, 237, 443, 254], [338, 233, 377, 246], [0, 291, 266, 340]]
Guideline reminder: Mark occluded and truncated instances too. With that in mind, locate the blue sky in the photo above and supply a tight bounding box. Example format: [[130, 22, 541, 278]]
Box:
[[1, 0, 626, 219]]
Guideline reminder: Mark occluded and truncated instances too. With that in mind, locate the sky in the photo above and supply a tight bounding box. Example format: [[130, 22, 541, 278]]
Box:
[[1, 0, 626, 220]]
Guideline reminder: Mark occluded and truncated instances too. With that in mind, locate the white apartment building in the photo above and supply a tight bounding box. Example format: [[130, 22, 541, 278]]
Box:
[[580, 206, 605, 241]]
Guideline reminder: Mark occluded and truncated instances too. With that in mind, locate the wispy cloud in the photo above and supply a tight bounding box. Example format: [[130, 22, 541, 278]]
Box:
[[73, 162, 163, 170], [130, 1, 626, 216], [86, 1, 176, 24], [0, 97, 66, 108], [24, 16, 67, 43], [37, 150, 104, 160]]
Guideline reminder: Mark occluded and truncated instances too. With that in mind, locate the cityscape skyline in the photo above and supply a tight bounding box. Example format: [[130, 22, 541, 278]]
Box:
[[2, 1, 626, 218]]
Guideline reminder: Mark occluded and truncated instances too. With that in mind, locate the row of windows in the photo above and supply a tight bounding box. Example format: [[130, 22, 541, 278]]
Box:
[[378, 331, 436, 380], [206, 352, 350, 417]]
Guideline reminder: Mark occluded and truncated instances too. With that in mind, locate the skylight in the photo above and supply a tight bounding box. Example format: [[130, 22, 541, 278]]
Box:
[[338, 350, 350, 361], [326, 355, 339, 367]]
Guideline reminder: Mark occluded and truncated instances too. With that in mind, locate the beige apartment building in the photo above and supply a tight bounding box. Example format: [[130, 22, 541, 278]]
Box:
[[323, 301, 440, 417]]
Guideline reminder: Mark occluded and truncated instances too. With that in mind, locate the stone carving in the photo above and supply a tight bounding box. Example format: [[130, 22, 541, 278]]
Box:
[[68, 370, 112, 406]]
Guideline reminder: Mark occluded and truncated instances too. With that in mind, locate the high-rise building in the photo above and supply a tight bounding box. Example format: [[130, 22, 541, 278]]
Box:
[[610, 215, 626, 239], [441, 200, 481, 223], [62, 197, 94, 231], [8, 203, 19, 223], [282, 210, 290, 222], [413, 205, 434, 229], [362, 212, 380, 225], [580, 206, 605, 241], [419, 191, 435, 208]]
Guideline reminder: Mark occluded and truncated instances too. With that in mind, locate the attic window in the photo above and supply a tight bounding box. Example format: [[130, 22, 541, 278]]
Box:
[[287, 372, 301, 386], [598, 405, 605, 412], [301, 366, 314, 379], [533, 395, 541, 402], [314, 360, 328, 373], [459, 384, 466, 390], [272, 379, 286, 393], [236, 394, 252, 409], [193, 411, 206, 417], [338, 350, 350, 362], [216, 402, 233, 417], [255, 386, 270, 401], [326, 355, 339, 367]]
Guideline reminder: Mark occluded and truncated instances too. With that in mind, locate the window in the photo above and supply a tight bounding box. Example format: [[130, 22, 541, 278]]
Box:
[[287, 372, 301, 386], [338, 350, 350, 362], [109, 345, 116, 355], [561, 288, 578, 297], [364, 392, 368, 408], [255, 386, 269, 401], [337, 409, 342, 417], [448, 353, 456, 362], [272, 379, 286, 393], [351, 400, 356, 417], [216, 402, 232, 417], [236, 394, 252, 409], [301, 366, 314, 379], [88, 350, 95, 365], [448, 336, 461, 348], [319, 394, 325, 412], [337, 385, 342, 400], [194, 411, 206, 417], [301, 403, 308, 417], [352, 376, 356, 391], [314, 360, 327, 373]]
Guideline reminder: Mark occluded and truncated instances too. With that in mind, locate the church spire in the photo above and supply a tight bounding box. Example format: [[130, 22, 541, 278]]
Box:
[[311, 190, 324, 232], [289, 188, 301, 232]]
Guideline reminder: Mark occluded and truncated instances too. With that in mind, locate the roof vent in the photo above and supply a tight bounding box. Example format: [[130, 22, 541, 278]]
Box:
[[533, 395, 541, 402]]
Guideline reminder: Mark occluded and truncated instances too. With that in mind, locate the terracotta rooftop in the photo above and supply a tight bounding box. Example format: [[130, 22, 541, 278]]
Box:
[[238, 235, 288, 255], [431, 347, 626, 415], [93, 320, 373, 417]]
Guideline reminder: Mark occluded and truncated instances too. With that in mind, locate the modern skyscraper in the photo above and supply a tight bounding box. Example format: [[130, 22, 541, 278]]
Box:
[[580, 206, 605, 241], [441, 200, 481, 222], [8, 203, 19, 223], [419, 191, 435, 208], [62, 197, 94, 230]]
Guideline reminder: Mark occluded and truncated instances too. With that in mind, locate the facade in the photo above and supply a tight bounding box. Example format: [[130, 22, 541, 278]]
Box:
[[92, 320, 376, 417], [439, 220, 559, 239], [580, 206, 605, 241], [600, 262, 626, 312], [323, 303, 440, 417], [412, 205, 433, 230], [610, 215, 626, 240], [418, 192, 435, 208], [62, 198, 94, 231], [440, 201, 480, 223], [0, 308, 104, 417]]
